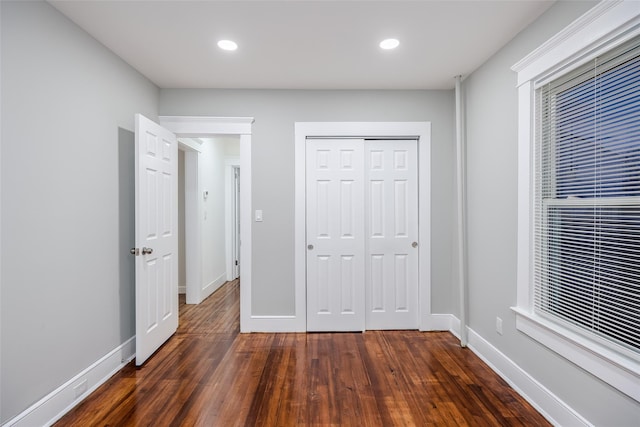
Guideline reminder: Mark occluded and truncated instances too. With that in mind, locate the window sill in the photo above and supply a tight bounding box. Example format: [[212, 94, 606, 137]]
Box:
[[511, 306, 640, 403]]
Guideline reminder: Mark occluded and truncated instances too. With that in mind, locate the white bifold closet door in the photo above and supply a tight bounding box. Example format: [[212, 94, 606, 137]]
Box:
[[306, 138, 418, 332]]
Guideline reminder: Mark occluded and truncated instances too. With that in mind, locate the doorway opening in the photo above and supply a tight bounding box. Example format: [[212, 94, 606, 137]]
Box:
[[176, 136, 240, 306], [159, 116, 253, 332]]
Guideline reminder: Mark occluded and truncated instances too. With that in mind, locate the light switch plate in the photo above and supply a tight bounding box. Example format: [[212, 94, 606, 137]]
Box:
[[255, 210, 263, 222]]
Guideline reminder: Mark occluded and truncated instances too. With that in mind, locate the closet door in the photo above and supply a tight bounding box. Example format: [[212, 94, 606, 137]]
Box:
[[306, 139, 366, 331], [365, 140, 419, 329]]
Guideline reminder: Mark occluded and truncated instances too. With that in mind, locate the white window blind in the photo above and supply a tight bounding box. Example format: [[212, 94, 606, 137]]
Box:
[[535, 35, 640, 355]]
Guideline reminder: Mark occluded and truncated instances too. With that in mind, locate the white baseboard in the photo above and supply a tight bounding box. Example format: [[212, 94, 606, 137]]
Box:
[[241, 315, 304, 333], [6, 337, 135, 427], [179, 285, 186, 294], [201, 273, 227, 300], [421, 313, 455, 331], [462, 325, 591, 427]]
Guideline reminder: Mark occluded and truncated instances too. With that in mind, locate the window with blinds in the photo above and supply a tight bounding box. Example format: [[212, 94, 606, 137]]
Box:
[[534, 35, 640, 355]]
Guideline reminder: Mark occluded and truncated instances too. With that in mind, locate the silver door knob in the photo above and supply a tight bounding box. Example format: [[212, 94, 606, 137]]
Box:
[[412, 242, 418, 248], [130, 248, 139, 256], [307, 244, 314, 250], [142, 247, 153, 255]]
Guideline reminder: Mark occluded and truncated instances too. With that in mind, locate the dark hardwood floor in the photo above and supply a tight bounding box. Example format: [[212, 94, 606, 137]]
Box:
[[55, 280, 550, 426]]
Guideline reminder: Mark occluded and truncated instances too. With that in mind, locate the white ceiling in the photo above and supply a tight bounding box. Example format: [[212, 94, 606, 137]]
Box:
[[49, 0, 555, 90]]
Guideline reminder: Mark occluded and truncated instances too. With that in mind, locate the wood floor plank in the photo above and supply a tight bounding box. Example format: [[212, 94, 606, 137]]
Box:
[[55, 279, 550, 426]]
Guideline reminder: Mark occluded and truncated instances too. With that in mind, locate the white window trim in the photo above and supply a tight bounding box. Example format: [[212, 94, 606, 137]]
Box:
[[512, 0, 640, 402]]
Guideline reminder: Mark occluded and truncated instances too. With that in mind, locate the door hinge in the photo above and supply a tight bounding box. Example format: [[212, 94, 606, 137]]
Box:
[[235, 260, 238, 266]]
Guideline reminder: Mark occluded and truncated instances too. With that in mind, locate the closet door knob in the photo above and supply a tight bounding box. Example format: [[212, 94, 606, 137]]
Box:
[[308, 244, 314, 250]]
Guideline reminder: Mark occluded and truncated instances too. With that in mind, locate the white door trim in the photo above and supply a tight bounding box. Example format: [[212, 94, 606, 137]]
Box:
[[159, 116, 253, 331], [295, 122, 432, 332], [225, 157, 240, 281]]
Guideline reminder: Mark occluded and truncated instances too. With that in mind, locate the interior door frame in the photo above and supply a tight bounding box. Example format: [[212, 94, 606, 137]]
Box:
[[159, 116, 253, 331], [225, 159, 240, 281], [294, 122, 432, 331]]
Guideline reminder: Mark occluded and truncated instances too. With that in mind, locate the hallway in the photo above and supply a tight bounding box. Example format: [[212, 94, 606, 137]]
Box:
[[55, 280, 549, 426]]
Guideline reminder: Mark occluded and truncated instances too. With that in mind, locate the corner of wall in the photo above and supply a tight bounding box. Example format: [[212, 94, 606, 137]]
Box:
[[440, 317, 591, 427]]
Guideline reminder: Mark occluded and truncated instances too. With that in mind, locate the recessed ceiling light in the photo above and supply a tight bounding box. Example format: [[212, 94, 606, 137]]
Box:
[[379, 38, 400, 50], [217, 40, 238, 51]]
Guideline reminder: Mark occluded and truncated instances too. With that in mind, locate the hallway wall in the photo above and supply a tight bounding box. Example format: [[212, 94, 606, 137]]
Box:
[[200, 137, 233, 298]]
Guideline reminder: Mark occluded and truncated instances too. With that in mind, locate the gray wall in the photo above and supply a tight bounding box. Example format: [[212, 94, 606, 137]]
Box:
[[0, 1, 159, 421], [463, 1, 640, 424], [200, 137, 229, 294], [159, 89, 456, 316]]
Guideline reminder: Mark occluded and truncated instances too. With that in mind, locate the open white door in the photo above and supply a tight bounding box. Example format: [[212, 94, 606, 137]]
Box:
[[134, 114, 178, 366]]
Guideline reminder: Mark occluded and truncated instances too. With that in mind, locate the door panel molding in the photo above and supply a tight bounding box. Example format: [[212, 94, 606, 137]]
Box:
[[295, 122, 431, 332]]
